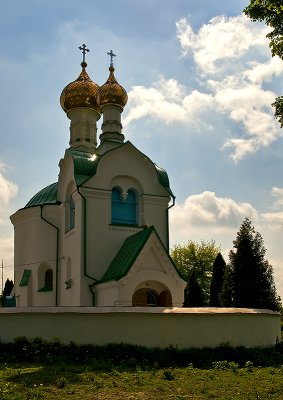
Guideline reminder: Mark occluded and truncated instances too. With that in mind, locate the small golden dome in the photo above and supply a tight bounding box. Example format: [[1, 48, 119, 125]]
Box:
[[97, 65, 128, 109], [60, 62, 100, 113]]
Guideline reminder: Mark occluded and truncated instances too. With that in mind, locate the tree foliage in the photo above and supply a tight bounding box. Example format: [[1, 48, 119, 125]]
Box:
[[184, 270, 204, 307], [3, 278, 14, 297], [209, 253, 226, 307], [171, 239, 220, 305], [229, 218, 281, 311], [219, 265, 234, 307], [244, 0, 283, 128]]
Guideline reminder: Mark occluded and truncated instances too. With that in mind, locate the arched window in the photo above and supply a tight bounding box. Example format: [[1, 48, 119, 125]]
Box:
[[111, 187, 138, 225], [132, 289, 158, 306], [70, 195, 75, 229], [45, 269, 53, 290]]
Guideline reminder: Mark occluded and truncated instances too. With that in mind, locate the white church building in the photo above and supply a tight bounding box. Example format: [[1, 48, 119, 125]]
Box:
[[11, 47, 186, 308]]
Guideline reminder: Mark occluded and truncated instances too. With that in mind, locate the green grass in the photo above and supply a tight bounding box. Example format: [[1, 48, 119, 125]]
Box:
[[1, 337, 283, 399], [1, 362, 283, 399]]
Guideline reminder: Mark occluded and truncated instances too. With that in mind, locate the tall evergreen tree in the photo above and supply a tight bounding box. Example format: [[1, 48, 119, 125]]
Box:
[[219, 265, 233, 307], [184, 270, 204, 307], [209, 253, 226, 307], [229, 218, 281, 311]]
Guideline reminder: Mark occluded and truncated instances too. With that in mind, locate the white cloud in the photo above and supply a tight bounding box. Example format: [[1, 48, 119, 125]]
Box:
[[176, 15, 269, 74], [123, 76, 214, 127], [244, 56, 283, 84], [170, 190, 257, 232], [0, 163, 17, 207], [211, 79, 282, 160], [176, 15, 283, 161], [124, 14, 283, 160], [261, 187, 283, 229], [270, 187, 283, 208]]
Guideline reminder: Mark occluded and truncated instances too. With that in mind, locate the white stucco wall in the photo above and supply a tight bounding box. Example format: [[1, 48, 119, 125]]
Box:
[[0, 307, 280, 349]]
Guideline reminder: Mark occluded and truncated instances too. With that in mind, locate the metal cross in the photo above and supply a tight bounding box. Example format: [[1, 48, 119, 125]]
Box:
[[107, 50, 116, 65], [79, 44, 90, 63]]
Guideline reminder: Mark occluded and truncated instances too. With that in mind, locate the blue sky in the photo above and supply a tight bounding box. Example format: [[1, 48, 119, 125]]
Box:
[[1, 0, 283, 298]]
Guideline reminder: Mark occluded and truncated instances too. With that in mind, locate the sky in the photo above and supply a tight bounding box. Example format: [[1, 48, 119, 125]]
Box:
[[1, 0, 283, 298]]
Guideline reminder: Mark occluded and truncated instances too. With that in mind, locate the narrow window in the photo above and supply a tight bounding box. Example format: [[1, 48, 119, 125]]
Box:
[[111, 187, 138, 225], [45, 269, 53, 290], [70, 195, 75, 229]]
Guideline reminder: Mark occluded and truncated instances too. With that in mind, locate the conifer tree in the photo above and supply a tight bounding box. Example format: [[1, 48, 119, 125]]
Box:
[[229, 218, 281, 311], [184, 270, 204, 307], [209, 253, 226, 307], [219, 265, 233, 307]]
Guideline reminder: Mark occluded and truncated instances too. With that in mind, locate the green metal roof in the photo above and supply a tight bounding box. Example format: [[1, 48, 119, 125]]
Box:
[[154, 164, 174, 198], [101, 226, 155, 283], [24, 183, 58, 208], [19, 269, 31, 286], [66, 147, 101, 186], [24, 142, 174, 210], [68, 144, 174, 197]]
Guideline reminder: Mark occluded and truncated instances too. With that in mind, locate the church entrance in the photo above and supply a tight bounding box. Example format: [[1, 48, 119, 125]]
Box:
[[132, 283, 172, 307]]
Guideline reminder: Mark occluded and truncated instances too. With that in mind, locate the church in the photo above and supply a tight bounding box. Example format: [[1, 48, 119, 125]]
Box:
[[10, 46, 186, 308]]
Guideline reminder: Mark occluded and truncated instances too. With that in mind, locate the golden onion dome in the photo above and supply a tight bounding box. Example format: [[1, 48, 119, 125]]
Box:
[[60, 61, 100, 113], [97, 64, 128, 109]]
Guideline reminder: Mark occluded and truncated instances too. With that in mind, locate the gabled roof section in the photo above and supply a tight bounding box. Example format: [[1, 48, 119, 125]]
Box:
[[24, 182, 58, 208], [65, 147, 101, 186], [100, 226, 155, 283]]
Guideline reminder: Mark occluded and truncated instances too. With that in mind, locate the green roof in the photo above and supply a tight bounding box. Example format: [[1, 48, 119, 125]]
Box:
[[19, 269, 31, 286], [24, 183, 58, 208], [24, 142, 174, 210], [101, 226, 155, 283], [68, 143, 174, 196], [66, 147, 101, 186], [154, 164, 174, 198]]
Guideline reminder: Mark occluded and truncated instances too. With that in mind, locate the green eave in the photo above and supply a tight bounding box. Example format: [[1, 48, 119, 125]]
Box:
[[19, 269, 31, 286], [24, 182, 58, 208], [154, 164, 174, 198], [66, 147, 101, 186], [101, 226, 155, 283]]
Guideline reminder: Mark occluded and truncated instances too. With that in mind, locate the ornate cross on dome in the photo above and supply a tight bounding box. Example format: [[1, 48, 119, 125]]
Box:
[[107, 50, 116, 66], [79, 44, 90, 63]]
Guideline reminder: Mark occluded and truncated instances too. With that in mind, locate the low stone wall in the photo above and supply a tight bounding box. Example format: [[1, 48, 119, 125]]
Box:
[[0, 307, 280, 349]]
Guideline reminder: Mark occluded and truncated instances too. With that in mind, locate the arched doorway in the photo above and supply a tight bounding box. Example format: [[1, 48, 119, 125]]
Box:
[[132, 288, 158, 306], [132, 283, 172, 307]]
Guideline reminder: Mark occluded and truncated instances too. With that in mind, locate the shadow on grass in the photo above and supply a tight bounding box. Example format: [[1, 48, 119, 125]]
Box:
[[1, 337, 283, 376]]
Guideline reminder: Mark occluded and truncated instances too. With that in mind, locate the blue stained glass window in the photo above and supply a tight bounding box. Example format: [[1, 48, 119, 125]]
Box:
[[112, 187, 137, 225]]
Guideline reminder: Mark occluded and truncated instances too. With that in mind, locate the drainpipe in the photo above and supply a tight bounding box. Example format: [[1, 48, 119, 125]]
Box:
[[40, 205, 59, 306], [77, 187, 98, 306], [166, 195, 175, 252]]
